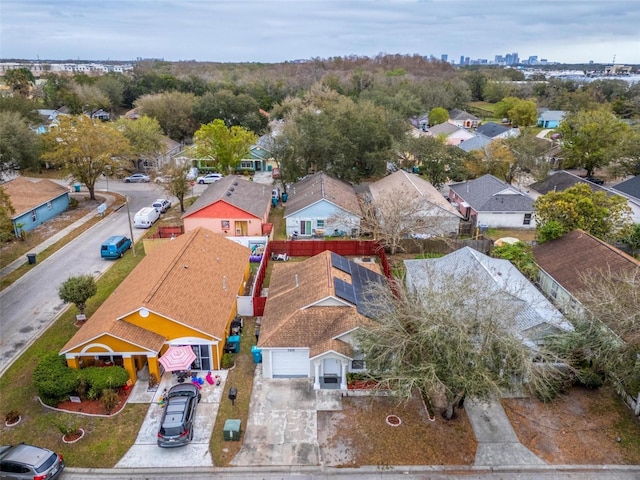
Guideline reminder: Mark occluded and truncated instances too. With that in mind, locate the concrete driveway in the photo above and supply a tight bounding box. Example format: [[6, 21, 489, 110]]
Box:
[[116, 370, 228, 468], [232, 366, 342, 467]]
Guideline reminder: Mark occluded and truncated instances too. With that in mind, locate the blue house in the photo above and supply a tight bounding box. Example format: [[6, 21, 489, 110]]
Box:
[[284, 172, 362, 238], [537, 110, 566, 129], [3, 177, 70, 237]]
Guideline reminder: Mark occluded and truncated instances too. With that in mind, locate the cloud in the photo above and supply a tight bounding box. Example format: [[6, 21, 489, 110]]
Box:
[[1, 0, 638, 63]]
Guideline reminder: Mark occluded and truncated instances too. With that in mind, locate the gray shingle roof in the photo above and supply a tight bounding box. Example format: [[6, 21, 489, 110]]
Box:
[[449, 174, 535, 212], [449, 109, 478, 121], [612, 175, 640, 201], [530, 170, 612, 196], [457, 133, 492, 152], [404, 247, 572, 342], [476, 122, 510, 138], [182, 175, 272, 219]]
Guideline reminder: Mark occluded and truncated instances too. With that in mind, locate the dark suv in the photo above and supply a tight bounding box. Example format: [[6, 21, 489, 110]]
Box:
[[0, 443, 65, 480], [157, 383, 201, 448]]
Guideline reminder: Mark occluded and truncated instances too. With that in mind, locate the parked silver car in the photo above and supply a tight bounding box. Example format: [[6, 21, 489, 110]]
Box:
[[0, 444, 65, 480], [123, 173, 151, 183]]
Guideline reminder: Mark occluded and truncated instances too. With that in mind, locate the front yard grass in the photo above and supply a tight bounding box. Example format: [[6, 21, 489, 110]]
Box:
[[211, 317, 259, 466], [0, 247, 146, 468]]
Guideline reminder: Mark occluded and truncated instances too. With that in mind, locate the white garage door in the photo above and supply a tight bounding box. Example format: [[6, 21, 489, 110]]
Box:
[[271, 349, 309, 378]]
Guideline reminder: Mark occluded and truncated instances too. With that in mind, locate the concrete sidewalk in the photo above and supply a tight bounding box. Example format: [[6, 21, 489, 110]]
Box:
[[0, 192, 118, 279], [465, 398, 546, 466]]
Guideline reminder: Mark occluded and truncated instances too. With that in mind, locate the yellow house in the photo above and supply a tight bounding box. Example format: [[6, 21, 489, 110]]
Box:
[[60, 227, 251, 383]]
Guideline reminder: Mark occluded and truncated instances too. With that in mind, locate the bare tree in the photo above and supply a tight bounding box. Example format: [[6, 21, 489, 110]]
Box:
[[558, 268, 640, 397], [348, 187, 459, 254], [158, 162, 191, 212], [355, 261, 570, 420]]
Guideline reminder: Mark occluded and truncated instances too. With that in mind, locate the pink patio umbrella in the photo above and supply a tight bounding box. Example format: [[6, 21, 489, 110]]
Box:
[[158, 345, 197, 372]]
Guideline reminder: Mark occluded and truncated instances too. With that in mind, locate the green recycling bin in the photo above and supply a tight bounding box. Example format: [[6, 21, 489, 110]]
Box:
[[223, 419, 241, 441], [73, 183, 81, 192]]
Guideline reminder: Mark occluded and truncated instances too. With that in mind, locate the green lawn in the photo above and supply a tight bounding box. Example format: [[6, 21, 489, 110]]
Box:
[[0, 248, 147, 468]]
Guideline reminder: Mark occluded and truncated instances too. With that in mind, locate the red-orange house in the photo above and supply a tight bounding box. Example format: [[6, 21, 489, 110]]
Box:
[[182, 176, 273, 237]]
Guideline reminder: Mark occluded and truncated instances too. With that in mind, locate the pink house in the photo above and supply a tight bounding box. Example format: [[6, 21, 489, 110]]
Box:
[[182, 176, 272, 237]]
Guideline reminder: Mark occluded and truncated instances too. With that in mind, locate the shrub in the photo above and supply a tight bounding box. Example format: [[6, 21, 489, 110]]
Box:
[[50, 414, 81, 436], [100, 389, 120, 414], [5, 410, 20, 423], [221, 353, 235, 369], [33, 353, 78, 405], [576, 368, 604, 389], [69, 197, 79, 209], [78, 366, 129, 399]]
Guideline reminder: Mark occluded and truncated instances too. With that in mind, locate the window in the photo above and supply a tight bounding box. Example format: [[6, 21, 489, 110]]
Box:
[[550, 282, 558, 299], [31, 210, 37, 222], [316, 219, 324, 228], [221, 220, 230, 229], [47, 201, 52, 210], [523, 213, 532, 225], [351, 359, 365, 370]]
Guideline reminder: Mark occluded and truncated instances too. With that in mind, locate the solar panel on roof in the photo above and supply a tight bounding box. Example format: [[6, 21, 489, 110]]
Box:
[[331, 252, 352, 274], [334, 277, 357, 304]]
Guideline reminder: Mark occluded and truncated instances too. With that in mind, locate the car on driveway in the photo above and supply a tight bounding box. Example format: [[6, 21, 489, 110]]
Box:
[[157, 383, 201, 448], [123, 173, 151, 183], [584, 175, 604, 185], [196, 173, 223, 184], [0, 443, 65, 480], [152, 198, 171, 214]]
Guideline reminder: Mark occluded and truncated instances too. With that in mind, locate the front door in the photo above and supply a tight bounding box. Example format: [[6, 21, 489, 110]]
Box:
[[300, 220, 312, 235]]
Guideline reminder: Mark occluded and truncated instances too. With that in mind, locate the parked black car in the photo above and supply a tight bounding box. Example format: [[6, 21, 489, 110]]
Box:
[[584, 176, 604, 185], [157, 383, 201, 448], [0, 443, 65, 480]]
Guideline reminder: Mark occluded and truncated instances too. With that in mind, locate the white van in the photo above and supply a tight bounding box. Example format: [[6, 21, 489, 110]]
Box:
[[133, 206, 160, 229]]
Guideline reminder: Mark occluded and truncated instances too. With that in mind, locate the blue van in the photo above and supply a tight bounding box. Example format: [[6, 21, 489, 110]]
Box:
[[101, 235, 132, 259]]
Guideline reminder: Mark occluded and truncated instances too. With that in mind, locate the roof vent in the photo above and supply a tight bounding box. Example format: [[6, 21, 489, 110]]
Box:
[[233, 181, 239, 186], [229, 187, 234, 192], [295, 274, 299, 288], [226, 192, 232, 197]]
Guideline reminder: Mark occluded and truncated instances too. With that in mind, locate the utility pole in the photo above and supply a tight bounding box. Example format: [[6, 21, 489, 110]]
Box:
[[126, 197, 136, 256]]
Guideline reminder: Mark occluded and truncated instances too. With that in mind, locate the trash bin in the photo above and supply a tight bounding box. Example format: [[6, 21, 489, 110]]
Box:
[[271, 197, 278, 208], [223, 419, 241, 440], [73, 183, 81, 192], [251, 345, 262, 364], [26, 253, 37, 265], [227, 335, 240, 353], [281, 193, 288, 203]]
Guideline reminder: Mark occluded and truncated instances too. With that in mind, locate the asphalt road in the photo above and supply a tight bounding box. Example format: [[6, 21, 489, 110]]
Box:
[[0, 181, 172, 375], [59, 465, 640, 480]]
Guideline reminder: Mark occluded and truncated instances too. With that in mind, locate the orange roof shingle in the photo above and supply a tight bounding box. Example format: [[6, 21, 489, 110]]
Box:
[[62, 228, 250, 353]]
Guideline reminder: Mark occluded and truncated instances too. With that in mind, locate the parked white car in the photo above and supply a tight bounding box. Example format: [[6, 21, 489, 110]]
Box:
[[152, 199, 171, 214], [196, 173, 223, 184]]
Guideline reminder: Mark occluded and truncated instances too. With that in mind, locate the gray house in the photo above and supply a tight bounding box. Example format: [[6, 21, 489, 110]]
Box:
[[449, 175, 536, 229], [405, 247, 573, 348]]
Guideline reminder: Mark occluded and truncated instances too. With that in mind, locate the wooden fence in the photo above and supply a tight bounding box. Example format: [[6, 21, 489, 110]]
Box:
[[251, 239, 392, 316]]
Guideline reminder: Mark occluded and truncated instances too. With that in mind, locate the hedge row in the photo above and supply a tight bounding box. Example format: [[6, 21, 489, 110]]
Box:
[[33, 353, 128, 405]]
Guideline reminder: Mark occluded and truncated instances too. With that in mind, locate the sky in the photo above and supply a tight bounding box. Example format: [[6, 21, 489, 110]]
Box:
[[1, 0, 639, 65]]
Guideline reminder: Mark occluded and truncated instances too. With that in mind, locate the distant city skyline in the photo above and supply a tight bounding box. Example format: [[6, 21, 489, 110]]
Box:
[[1, 1, 639, 65]]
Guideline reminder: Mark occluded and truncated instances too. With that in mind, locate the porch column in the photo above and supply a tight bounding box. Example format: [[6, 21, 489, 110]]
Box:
[[66, 355, 80, 370], [147, 354, 161, 382], [313, 361, 321, 390], [122, 355, 137, 383], [340, 361, 348, 390]]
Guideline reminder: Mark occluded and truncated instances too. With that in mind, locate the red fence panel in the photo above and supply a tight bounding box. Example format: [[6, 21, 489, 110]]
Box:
[[251, 239, 392, 316]]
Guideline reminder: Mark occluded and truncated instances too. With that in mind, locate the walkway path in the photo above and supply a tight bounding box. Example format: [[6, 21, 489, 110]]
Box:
[[465, 398, 546, 466]]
